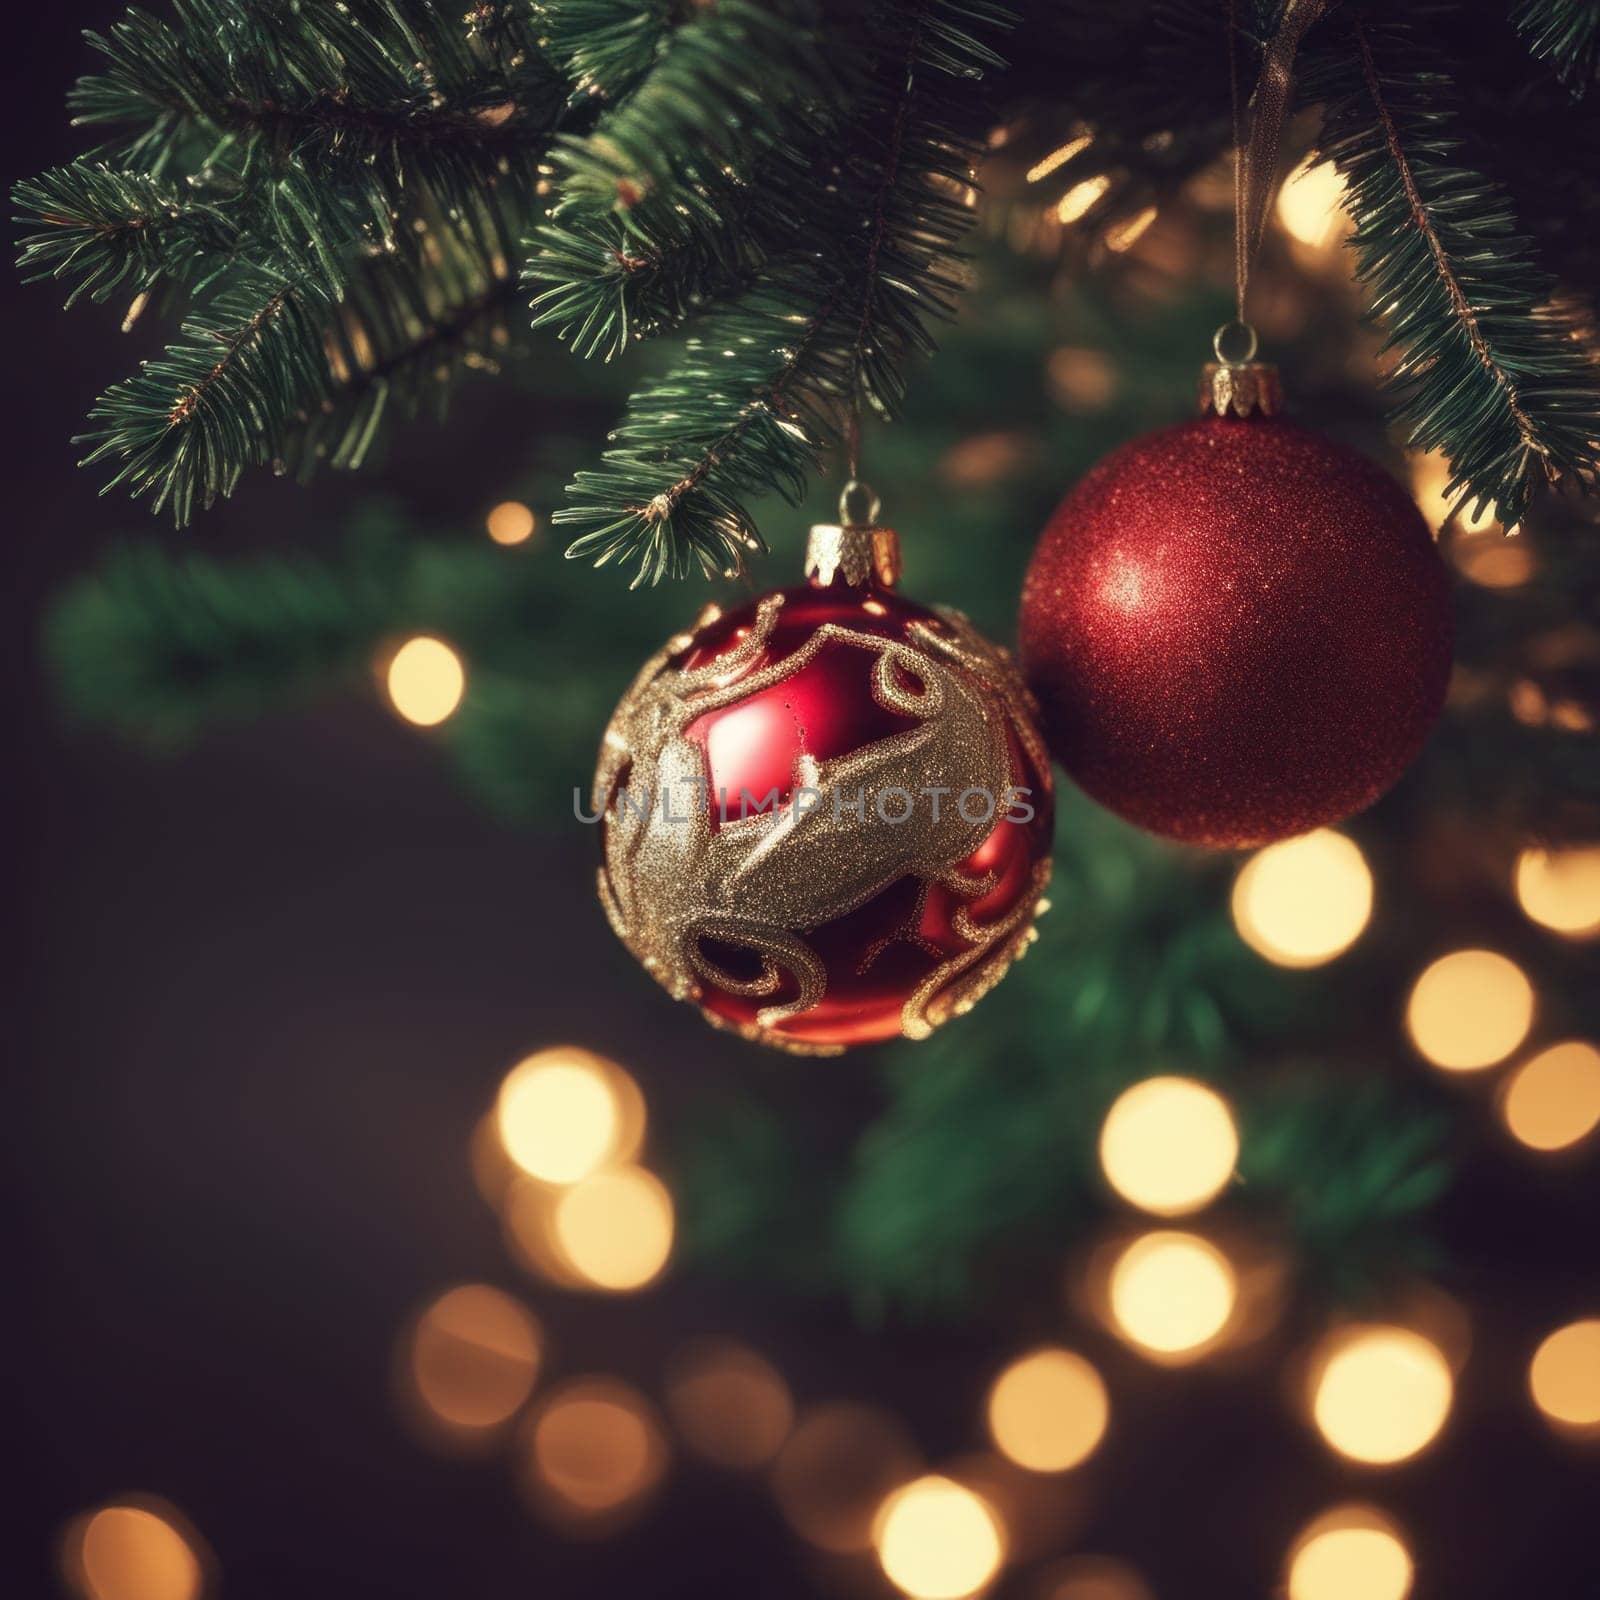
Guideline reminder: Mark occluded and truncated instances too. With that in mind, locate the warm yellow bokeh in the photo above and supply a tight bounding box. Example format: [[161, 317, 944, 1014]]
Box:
[[1409, 449, 1500, 536], [986, 1347, 1109, 1473], [553, 1164, 674, 1291], [1515, 846, 1600, 938], [486, 500, 537, 545], [1098, 1077, 1238, 1216], [1056, 176, 1109, 224], [1276, 157, 1347, 251], [385, 635, 465, 726], [874, 1476, 1005, 1600], [665, 1339, 794, 1469], [1232, 830, 1373, 968], [408, 1283, 540, 1432], [1309, 1326, 1453, 1464], [524, 1379, 667, 1526], [1287, 1509, 1413, 1600], [1502, 1041, 1600, 1152], [497, 1049, 625, 1185], [1529, 1319, 1600, 1431], [772, 1404, 921, 1554], [1108, 1231, 1236, 1358], [63, 1503, 205, 1600], [1405, 950, 1534, 1071]]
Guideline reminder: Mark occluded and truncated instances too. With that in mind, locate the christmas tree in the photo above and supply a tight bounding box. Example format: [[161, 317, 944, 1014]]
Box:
[[14, 2, 1600, 1597]]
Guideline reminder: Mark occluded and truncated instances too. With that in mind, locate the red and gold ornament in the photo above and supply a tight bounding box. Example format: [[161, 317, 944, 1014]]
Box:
[[594, 486, 1053, 1053], [1019, 345, 1454, 848]]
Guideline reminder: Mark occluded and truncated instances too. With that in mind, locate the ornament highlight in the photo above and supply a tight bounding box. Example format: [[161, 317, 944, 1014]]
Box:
[[593, 487, 1053, 1053], [1019, 345, 1453, 847]]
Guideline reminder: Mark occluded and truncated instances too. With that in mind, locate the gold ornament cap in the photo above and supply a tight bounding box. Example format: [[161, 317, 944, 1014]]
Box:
[[1199, 321, 1283, 418], [805, 479, 902, 589]]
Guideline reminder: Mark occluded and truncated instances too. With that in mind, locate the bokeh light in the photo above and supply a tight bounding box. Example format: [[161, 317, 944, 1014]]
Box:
[[61, 1501, 206, 1600], [1231, 830, 1374, 967], [1308, 1326, 1453, 1464], [665, 1339, 794, 1469], [385, 635, 465, 726], [1529, 1320, 1600, 1433], [1276, 157, 1347, 251], [496, 1047, 641, 1184], [406, 1283, 541, 1438], [1056, 176, 1109, 224], [874, 1476, 1005, 1600], [1287, 1507, 1413, 1600], [1030, 1556, 1154, 1600], [1515, 846, 1600, 938], [1501, 1041, 1600, 1151], [772, 1403, 921, 1553], [1098, 1077, 1238, 1215], [522, 1378, 667, 1531], [987, 1347, 1109, 1472], [486, 499, 538, 545], [1405, 950, 1534, 1071], [553, 1164, 674, 1291], [1107, 1231, 1236, 1359]]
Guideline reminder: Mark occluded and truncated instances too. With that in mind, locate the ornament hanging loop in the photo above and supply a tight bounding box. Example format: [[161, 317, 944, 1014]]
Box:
[[1213, 319, 1259, 366]]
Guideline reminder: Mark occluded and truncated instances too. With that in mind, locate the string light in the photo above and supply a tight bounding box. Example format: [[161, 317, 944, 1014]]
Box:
[[986, 1347, 1109, 1473], [406, 1284, 541, 1437], [1056, 176, 1110, 224], [61, 1502, 206, 1600], [496, 1048, 638, 1185], [1308, 1326, 1453, 1464], [1529, 1320, 1600, 1433], [523, 1378, 667, 1528], [1231, 831, 1374, 967], [1501, 1041, 1600, 1152], [1275, 157, 1347, 251], [1514, 846, 1600, 938], [1405, 950, 1534, 1071], [773, 1404, 921, 1554], [665, 1340, 794, 1469], [1107, 1231, 1236, 1359], [486, 500, 538, 545], [1098, 1077, 1238, 1216], [385, 635, 465, 726], [1103, 206, 1158, 253], [1027, 132, 1093, 183], [1286, 1507, 1413, 1600], [552, 1164, 674, 1291], [874, 1476, 1005, 1600]]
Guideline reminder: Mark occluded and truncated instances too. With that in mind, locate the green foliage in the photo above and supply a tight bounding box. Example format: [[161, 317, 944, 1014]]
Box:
[[1514, 0, 1600, 96], [1307, 10, 1600, 529], [548, 0, 1013, 585], [15, 0, 567, 519]]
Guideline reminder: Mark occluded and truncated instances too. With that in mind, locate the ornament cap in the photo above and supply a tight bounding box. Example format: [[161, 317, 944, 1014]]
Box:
[[805, 479, 902, 589], [1199, 360, 1284, 419]]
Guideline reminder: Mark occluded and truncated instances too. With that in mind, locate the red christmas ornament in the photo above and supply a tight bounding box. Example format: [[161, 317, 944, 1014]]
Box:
[[1019, 360, 1453, 848], [594, 488, 1053, 1053]]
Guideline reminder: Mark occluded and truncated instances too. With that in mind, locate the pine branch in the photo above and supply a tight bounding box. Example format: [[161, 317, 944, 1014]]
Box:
[[19, 1, 571, 521], [537, 0, 681, 102], [1307, 12, 1600, 527], [526, 0, 830, 360], [1514, 0, 1600, 97], [555, 0, 1012, 584], [72, 0, 564, 179], [14, 163, 241, 309], [77, 200, 524, 522]]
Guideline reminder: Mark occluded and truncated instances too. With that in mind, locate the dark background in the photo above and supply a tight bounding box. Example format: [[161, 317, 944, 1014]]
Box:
[[9, 7, 1600, 1598]]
